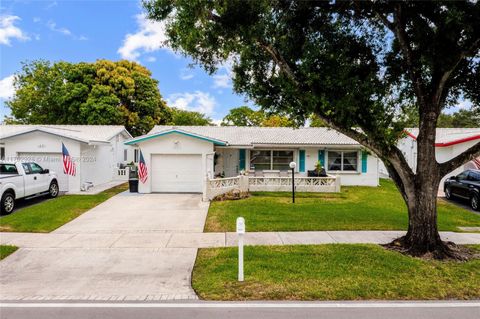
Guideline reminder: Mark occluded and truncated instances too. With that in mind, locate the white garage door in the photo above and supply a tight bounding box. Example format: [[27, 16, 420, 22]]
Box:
[[18, 152, 69, 192], [151, 154, 203, 193]]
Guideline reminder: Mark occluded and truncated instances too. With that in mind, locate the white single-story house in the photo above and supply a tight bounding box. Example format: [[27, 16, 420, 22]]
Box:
[[380, 128, 480, 187], [124, 126, 380, 198], [0, 125, 134, 192]]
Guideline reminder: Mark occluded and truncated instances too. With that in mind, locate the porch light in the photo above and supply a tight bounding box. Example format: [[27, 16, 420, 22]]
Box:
[[289, 161, 296, 203]]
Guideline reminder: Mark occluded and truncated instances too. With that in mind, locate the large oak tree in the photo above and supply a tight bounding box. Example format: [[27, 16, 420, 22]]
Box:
[[144, 0, 480, 258]]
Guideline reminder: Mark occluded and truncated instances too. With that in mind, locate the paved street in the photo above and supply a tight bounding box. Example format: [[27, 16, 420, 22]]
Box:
[[1, 301, 479, 319]]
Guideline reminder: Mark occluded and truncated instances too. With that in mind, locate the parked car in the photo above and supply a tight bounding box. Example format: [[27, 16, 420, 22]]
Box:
[[444, 169, 480, 211], [0, 162, 59, 214]]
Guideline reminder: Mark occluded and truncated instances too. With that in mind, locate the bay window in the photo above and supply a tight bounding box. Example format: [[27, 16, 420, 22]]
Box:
[[327, 151, 358, 172], [250, 150, 294, 171]]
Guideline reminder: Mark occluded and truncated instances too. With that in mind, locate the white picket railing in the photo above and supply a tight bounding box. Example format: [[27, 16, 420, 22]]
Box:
[[248, 176, 339, 192], [206, 176, 241, 199], [206, 175, 340, 200], [115, 167, 130, 181]]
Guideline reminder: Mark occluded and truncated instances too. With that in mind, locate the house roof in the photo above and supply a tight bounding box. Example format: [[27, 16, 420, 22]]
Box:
[[125, 125, 360, 147], [125, 128, 228, 146], [0, 125, 132, 143], [405, 128, 480, 147]]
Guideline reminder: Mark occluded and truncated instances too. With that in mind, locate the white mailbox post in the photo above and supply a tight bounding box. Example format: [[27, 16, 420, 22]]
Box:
[[236, 217, 245, 282]]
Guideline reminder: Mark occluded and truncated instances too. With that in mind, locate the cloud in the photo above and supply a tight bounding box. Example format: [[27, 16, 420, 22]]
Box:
[[212, 73, 231, 88], [0, 75, 15, 100], [46, 20, 87, 40], [118, 14, 173, 61], [456, 99, 472, 110], [166, 91, 217, 115], [211, 56, 236, 88], [180, 68, 194, 80], [0, 15, 30, 46], [45, 1, 58, 9], [145, 56, 156, 62], [47, 20, 72, 35]]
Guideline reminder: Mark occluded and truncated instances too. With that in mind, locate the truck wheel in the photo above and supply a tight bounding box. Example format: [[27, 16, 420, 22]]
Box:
[[1, 192, 15, 215], [48, 181, 59, 198], [471, 194, 480, 211]]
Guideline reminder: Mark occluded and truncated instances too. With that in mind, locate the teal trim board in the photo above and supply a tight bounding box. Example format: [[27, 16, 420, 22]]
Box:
[[318, 150, 325, 167], [361, 151, 368, 173], [299, 150, 305, 172], [125, 130, 227, 146], [239, 149, 246, 170]]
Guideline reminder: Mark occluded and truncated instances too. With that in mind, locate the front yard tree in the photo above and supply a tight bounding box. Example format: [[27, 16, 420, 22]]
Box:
[[222, 106, 294, 127], [144, 0, 480, 259], [168, 107, 214, 126], [6, 59, 171, 136]]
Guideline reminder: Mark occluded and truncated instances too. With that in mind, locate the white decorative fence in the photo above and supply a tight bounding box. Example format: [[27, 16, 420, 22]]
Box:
[[206, 175, 340, 200], [115, 167, 130, 181], [248, 176, 339, 192], [206, 176, 242, 199]]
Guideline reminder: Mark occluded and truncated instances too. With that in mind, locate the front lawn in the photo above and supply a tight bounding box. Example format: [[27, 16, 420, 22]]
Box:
[[0, 183, 128, 233], [192, 244, 480, 300], [0, 245, 18, 260], [205, 179, 480, 232]]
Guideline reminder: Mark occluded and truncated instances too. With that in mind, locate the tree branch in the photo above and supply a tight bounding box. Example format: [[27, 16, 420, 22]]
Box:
[[433, 38, 480, 108], [257, 35, 416, 186], [439, 141, 480, 177], [391, 4, 428, 108], [257, 41, 300, 87], [312, 112, 416, 184]]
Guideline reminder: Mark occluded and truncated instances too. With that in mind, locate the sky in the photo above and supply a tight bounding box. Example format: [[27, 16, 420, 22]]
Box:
[[0, 1, 473, 124], [0, 0, 255, 124]]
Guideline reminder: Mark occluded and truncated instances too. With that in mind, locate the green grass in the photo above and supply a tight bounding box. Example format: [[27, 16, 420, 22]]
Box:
[[0, 183, 128, 233], [192, 244, 480, 300], [0, 245, 18, 260], [205, 179, 480, 232]]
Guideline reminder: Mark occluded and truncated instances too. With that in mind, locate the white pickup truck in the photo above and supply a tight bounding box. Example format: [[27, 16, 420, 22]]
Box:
[[0, 162, 59, 214]]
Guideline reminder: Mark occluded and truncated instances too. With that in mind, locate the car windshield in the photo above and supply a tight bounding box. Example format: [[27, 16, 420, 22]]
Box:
[[0, 164, 19, 175]]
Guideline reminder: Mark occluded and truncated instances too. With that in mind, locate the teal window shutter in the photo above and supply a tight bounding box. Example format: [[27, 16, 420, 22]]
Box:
[[299, 150, 305, 172], [239, 149, 246, 170], [318, 150, 325, 167], [361, 151, 368, 173]]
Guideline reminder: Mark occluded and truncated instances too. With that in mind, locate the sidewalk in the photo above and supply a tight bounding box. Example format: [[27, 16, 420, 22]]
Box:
[[2, 230, 480, 248]]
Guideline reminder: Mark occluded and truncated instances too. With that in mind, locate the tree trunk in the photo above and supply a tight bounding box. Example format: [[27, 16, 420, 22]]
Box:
[[387, 104, 470, 259], [401, 178, 443, 254]]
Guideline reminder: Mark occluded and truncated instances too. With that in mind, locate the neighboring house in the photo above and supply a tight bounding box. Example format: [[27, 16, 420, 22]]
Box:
[[379, 128, 480, 188], [124, 126, 380, 196], [0, 125, 134, 192]]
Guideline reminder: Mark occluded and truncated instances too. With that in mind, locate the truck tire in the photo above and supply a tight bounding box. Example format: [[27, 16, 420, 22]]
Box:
[[48, 181, 59, 198], [1, 192, 15, 215]]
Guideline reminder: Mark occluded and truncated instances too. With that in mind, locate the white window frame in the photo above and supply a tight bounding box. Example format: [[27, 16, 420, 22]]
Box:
[[326, 150, 360, 173], [134, 149, 139, 163], [249, 149, 295, 171]]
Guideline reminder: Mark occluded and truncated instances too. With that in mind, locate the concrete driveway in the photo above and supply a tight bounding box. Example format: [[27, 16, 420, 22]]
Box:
[[0, 192, 209, 301], [54, 192, 209, 234]]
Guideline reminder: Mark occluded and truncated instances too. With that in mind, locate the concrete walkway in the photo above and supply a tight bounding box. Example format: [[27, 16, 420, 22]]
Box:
[[2, 230, 480, 248]]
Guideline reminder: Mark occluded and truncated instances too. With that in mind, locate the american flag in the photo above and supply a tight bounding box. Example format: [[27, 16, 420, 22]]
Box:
[[62, 143, 76, 176], [138, 150, 148, 183]]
